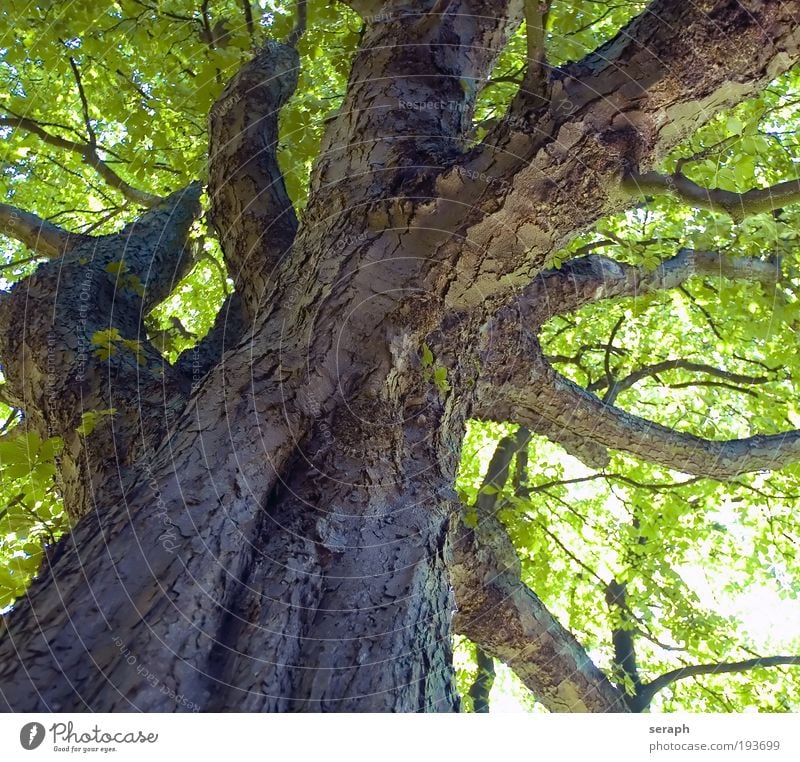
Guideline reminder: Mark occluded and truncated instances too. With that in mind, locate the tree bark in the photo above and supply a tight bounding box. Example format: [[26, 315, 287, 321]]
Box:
[[0, 185, 201, 521], [2, 0, 800, 713]]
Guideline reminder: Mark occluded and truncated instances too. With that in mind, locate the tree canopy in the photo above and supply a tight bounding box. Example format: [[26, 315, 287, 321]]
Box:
[[1, 0, 800, 713]]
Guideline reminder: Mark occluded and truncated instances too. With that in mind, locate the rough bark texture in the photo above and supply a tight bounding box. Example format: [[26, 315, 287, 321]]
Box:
[[208, 41, 299, 325], [429, 0, 800, 307], [0, 186, 201, 520], [1, 0, 800, 713]]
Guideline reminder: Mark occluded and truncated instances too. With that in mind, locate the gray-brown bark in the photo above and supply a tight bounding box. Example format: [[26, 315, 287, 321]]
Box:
[[429, 0, 800, 307], [0, 185, 201, 521], [0, 204, 86, 258], [2, 0, 800, 713], [474, 249, 800, 480], [208, 40, 300, 325]]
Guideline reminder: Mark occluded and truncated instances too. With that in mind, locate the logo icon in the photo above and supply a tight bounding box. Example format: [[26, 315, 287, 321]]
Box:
[[20, 722, 45, 751]]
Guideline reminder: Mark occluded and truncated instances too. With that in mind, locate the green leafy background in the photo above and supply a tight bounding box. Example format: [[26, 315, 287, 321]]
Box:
[[1, 0, 799, 711]]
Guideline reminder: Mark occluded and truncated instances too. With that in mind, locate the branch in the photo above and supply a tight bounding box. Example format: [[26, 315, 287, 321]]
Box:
[[208, 40, 300, 324], [0, 112, 162, 207], [518, 0, 550, 101], [467, 647, 496, 713], [117, 183, 203, 311], [557, 1, 800, 162], [433, 0, 800, 307], [200, 0, 214, 47], [285, 0, 307, 47], [513, 426, 531, 497], [474, 240, 800, 479], [0, 203, 86, 258], [636, 656, 800, 712], [451, 518, 627, 712], [0, 114, 85, 154], [529, 248, 780, 325], [241, 0, 255, 40], [474, 405, 611, 470], [623, 171, 800, 221], [492, 358, 800, 480], [588, 359, 771, 406], [81, 150, 162, 207], [450, 433, 626, 712], [67, 56, 96, 147], [0, 188, 201, 520]]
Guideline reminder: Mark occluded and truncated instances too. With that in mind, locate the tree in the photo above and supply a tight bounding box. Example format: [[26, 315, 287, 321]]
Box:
[[1, 0, 799, 713]]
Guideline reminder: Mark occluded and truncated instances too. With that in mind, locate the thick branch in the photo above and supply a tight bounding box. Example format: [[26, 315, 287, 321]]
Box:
[[0, 113, 162, 207], [208, 40, 300, 324], [431, 0, 800, 307], [474, 239, 799, 479], [555, 0, 800, 162], [623, 171, 800, 221], [0, 203, 86, 258], [636, 656, 800, 711], [489, 358, 800, 480], [116, 182, 202, 312], [0, 186, 202, 519], [308, 1, 523, 209], [450, 433, 626, 712], [529, 248, 780, 326], [451, 518, 626, 712]]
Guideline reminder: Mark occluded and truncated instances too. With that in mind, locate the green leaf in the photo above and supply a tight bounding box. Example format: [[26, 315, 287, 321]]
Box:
[[76, 408, 117, 437]]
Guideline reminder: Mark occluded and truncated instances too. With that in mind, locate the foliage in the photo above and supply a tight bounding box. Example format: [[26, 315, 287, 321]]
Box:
[[1, 0, 799, 712], [0, 416, 65, 610]]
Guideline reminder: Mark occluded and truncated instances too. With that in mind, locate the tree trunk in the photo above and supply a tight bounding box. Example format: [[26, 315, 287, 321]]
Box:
[[0, 189, 472, 711], [0, 183, 471, 709], [3, 0, 799, 714], [205, 421, 461, 712]]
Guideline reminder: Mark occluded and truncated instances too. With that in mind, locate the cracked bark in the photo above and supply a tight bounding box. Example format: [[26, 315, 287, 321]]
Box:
[[475, 246, 799, 480], [0, 185, 202, 521], [426, 0, 800, 307], [0, 5, 522, 709], [1, 0, 799, 713]]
